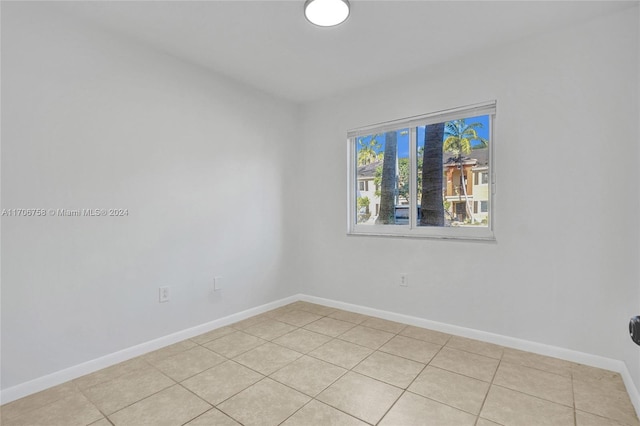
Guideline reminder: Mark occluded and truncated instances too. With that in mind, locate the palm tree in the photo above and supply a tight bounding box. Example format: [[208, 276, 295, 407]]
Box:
[[420, 123, 445, 226], [357, 137, 382, 166], [376, 131, 397, 224], [443, 119, 488, 223]]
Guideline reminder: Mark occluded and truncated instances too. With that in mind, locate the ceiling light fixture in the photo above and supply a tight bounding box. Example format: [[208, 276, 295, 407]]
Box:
[[304, 0, 350, 27]]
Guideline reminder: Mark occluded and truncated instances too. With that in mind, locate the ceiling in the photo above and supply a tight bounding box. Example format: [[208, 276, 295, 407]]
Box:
[[48, 0, 636, 104]]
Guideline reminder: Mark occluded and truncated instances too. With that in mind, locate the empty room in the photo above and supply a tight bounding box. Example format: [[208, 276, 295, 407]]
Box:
[[1, 1, 640, 425]]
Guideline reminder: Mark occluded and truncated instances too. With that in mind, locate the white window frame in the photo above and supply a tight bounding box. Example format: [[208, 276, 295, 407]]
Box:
[[347, 101, 496, 241]]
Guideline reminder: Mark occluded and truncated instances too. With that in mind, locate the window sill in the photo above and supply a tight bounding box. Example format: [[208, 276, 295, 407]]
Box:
[[347, 226, 496, 242]]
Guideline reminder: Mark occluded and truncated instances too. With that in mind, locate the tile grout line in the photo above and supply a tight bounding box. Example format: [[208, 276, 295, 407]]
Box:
[[372, 324, 445, 425], [380, 324, 434, 424], [571, 370, 578, 426], [173, 382, 216, 425], [87, 358, 180, 422], [271, 305, 368, 425], [1, 383, 88, 424], [473, 347, 503, 426], [361, 324, 408, 426], [273, 364, 356, 426], [276, 398, 315, 426], [306, 317, 408, 425], [270, 307, 377, 425], [197, 310, 337, 422], [373, 349, 437, 425], [375, 335, 497, 423]]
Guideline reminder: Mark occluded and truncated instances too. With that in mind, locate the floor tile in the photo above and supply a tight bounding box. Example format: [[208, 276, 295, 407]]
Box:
[[353, 351, 424, 389], [108, 385, 210, 426], [361, 317, 406, 334], [281, 400, 368, 426], [409, 366, 490, 414], [572, 362, 620, 381], [308, 338, 373, 369], [316, 372, 402, 424], [400, 325, 451, 345], [143, 340, 198, 364], [275, 309, 323, 327], [328, 310, 370, 325], [2, 392, 103, 426], [185, 408, 241, 425], [8, 304, 640, 426], [82, 365, 174, 414], [501, 348, 572, 377], [181, 360, 264, 405], [203, 331, 265, 358], [233, 342, 302, 375], [217, 378, 310, 426], [476, 418, 503, 426], [74, 357, 150, 390], [573, 377, 640, 426], [576, 410, 631, 426], [430, 347, 499, 382], [285, 301, 314, 311], [494, 361, 573, 406], [294, 302, 337, 316], [230, 314, 271, 330], [242, 319, 297, 340], [303, 317, 356, 337], [272, 328, 332, 353], [379, 334, 441, 363], [480, 385, 574, 426], [150, 346, 226, 382], [339, 325, 395, 349], [446, 335, 503, 359], [572, 363, 627, 393], [190, 326, 236, 345], [270, 355, 346, 396], [1, 381, 79, 421], [261, 308, 291, 319], [379, 391, 476, 426]]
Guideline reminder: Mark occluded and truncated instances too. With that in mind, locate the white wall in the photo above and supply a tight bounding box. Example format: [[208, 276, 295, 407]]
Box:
[[297, 6, 640, 389], [2, 0, 639, 400], [1, 3, 299, 389]]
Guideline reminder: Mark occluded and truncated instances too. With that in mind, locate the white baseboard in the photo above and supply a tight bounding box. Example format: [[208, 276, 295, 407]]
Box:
[[3, 292, 640, 420], [300, 294, 640, 417], [0, 294, 301, 404]]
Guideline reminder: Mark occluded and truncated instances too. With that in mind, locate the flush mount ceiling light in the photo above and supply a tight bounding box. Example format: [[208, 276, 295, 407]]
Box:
[[304, 0, 350, 27]]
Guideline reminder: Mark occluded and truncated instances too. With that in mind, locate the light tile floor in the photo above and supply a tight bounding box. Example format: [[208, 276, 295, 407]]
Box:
[[2, 301, 639, 426]]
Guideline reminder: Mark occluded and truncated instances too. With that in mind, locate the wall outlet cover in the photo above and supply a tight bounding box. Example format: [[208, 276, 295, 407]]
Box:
[[159, 286, 170, 303]]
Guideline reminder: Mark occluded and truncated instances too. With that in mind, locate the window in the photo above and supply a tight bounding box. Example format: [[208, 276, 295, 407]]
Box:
[[474, 201, 489, 213], [481, 171, 489, 185], [347, 101, 495, 240], [474, 171, 489, 185]]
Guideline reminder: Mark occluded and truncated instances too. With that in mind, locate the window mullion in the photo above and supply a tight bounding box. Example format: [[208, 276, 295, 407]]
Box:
[[409, 127, 417, 229]]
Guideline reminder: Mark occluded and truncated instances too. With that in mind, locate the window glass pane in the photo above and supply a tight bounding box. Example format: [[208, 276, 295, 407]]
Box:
[[416, 115, 490, 227], [355, 129, 409, 225], [481, 171, 489, 184]]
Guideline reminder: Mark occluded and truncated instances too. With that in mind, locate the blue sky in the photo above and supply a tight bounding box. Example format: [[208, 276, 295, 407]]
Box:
[[358, 115, 490, 159]]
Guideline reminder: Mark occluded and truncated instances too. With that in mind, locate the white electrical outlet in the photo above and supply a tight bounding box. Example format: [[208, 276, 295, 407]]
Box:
[[213, 276, 223, 291], [159, 286, 170, 303], [399, 273, 409, 287]]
